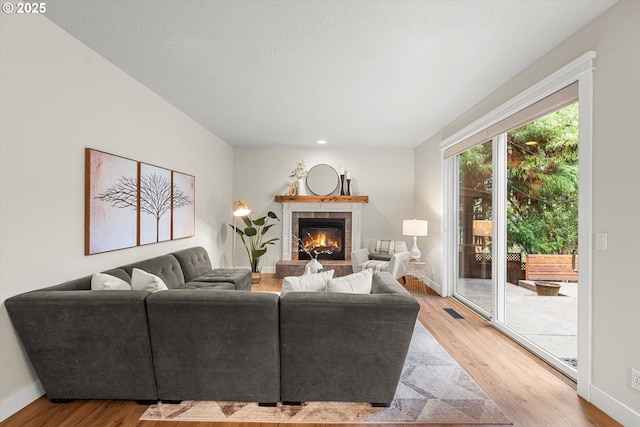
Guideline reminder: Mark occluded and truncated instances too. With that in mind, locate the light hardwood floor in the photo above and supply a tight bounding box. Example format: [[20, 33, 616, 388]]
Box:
[[1, 275, 620, 427]]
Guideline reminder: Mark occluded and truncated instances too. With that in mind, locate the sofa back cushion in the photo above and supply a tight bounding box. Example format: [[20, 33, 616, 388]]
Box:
[[281, 270, 334, 296], [326, 269, 373, 294], [4, 289, 158, 400], [170, 247, 213, 282], [119, 255, 185, 289], [146, 290, 281, 402]]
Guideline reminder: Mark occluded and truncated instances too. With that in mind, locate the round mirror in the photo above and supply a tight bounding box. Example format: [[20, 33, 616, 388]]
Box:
[[306, 164, 339, 196]]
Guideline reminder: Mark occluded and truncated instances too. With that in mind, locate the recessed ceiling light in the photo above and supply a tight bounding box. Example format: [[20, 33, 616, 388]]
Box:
[[317, 140, 327, 145]]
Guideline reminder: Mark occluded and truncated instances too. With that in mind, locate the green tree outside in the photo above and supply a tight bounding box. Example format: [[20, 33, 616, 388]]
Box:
[[460, 103, 579, 254]]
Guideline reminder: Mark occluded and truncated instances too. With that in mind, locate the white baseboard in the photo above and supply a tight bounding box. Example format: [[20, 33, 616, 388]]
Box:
[[418, 274, 442, 295], [0, 380, 44, 422], [589, 383, 640, 426]]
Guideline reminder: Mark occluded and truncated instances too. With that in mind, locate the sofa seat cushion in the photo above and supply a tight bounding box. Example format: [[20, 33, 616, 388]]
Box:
[[181, 282, 236, 290], [191, 268, 252, 291]]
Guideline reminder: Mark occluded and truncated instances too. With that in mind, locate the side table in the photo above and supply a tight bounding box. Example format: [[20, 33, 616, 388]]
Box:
[[403, 259, 427, 293]]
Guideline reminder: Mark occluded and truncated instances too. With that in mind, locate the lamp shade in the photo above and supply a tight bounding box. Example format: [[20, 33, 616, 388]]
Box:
[[472, 219, 492, 237], [232, 200, 251, 217], [403, 219, 428, 237]]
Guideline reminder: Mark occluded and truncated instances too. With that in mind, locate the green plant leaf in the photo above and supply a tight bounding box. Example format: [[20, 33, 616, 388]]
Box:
[[260, 223, 276, 236], [244, 227, 258, 236], [252, 248, 267, 258], [228, 223, 245, 236]]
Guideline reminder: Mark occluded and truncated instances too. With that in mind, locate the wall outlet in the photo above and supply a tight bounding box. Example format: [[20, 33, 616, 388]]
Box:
[[632, 368, 640, 392]]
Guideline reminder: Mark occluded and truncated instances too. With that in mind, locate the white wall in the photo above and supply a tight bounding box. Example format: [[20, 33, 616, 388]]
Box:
[[0, 13, 234, 419], [232, 148, 415, 272], [414, 1, 640, 423], [413, 143, 442, 293]]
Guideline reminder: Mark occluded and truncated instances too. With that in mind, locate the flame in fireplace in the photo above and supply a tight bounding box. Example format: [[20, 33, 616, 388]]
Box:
[[302, 231, 340, 252]]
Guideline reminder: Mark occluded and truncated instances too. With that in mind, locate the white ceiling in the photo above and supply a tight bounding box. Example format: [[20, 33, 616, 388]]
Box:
[[43, 0, 616, 149]]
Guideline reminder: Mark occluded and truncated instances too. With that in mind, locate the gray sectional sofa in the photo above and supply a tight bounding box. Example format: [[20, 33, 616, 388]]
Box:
[[5, 246, 419, 407]]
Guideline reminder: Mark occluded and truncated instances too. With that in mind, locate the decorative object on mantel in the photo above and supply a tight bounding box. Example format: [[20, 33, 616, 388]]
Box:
[[289, 159, 308, 196], [339, 168, 353, 195], [403, 219, 429, 261], [229, 208, 280, 284], [306, 163, 340, 196], [292, 234, 334, 274], [288, 181, 297, 196]]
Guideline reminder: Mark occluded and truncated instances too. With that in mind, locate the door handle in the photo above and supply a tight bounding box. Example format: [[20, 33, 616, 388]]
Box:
[[572, 249, 578, 273]]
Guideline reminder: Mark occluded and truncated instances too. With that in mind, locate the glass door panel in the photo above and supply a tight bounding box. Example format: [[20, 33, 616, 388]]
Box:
[[502, 103, 579, 375], [455, 139, 493, 317]]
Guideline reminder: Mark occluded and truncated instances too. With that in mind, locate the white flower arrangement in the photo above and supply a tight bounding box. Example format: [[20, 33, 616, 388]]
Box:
[[291, 234, 333, 260], [289, 159, 308, 180]]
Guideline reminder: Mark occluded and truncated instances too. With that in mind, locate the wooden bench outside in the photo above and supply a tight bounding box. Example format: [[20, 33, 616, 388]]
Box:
[[525, 254, 578, 282]]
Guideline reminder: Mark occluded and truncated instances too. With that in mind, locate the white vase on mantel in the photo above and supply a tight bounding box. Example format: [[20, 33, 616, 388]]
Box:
[[304, 257, 323, 275], [297, 178, 307, 196]]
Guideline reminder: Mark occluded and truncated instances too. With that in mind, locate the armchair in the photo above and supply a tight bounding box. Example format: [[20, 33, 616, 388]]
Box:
[[351, 239, 411, 280]]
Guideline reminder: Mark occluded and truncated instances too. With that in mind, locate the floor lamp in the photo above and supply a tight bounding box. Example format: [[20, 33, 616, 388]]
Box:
[[232, 200, 251, 268], [403, 219, 429, 261]]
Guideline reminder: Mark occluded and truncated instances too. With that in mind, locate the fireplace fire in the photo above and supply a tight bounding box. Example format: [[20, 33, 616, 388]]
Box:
[[298, 218, 345, 260]]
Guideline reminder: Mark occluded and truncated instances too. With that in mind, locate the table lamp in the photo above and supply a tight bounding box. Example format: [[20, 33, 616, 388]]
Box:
[[403, 219, 428, 261]]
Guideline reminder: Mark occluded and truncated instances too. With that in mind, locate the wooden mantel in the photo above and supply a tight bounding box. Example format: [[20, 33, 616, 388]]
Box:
[[275, 195, 368, 203]]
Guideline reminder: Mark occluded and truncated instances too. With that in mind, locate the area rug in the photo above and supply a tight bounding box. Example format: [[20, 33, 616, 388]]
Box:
[[140, 322, 511, 424]]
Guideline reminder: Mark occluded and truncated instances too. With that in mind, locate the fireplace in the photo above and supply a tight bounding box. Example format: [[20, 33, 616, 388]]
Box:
[[276, 198, 365, 277], [297, 218, 345, 260]]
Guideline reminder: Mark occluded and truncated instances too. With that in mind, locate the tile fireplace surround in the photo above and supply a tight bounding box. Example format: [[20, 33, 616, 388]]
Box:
[[274, 195, 368, 277]]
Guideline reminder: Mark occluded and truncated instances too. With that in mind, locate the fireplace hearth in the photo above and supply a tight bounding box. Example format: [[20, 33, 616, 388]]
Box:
[[297, 218, 345, 260]]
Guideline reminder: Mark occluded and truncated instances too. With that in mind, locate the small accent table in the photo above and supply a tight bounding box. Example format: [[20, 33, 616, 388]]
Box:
[[403, 259, 427, 293]]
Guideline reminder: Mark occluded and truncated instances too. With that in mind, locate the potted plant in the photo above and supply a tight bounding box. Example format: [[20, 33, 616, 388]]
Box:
[[230, 211, 280, 283]]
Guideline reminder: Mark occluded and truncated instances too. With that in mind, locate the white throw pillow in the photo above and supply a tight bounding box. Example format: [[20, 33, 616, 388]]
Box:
[[326, 269, 373, 294], [281, 270, 335, 296], [131, 268, 169, 292], [91, 272, 132, 291]]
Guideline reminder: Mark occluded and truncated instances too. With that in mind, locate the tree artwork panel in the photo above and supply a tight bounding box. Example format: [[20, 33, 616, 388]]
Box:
[[139, 163, 172, 245], [172, 171, 195, 239], [85, 148, 196, 255], [86, 149, 138, 255]]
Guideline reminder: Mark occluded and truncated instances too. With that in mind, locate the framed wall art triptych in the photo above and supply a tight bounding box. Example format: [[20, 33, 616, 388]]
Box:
[[85, 148, 195, 255]]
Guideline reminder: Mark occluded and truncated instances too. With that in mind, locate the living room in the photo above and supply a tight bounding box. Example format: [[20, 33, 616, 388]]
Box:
[[1, 1, 639, 425]]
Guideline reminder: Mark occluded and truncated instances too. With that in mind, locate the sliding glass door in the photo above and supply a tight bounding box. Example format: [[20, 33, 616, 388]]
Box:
[[455, 140, 493, 318], [500, 103, 579, 376], [450, 88, 581, 380]]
